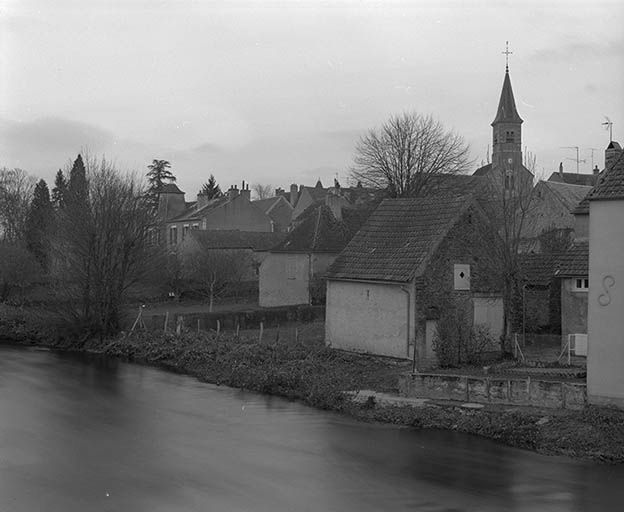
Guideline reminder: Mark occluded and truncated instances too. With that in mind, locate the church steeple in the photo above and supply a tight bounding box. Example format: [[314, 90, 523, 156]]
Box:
[[491, 65, 523, 181]]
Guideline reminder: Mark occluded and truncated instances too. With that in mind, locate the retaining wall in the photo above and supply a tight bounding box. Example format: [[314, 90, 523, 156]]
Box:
[[398, 372, 586, 410]]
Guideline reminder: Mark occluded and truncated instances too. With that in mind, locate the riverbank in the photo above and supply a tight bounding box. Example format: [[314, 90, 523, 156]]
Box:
[[3, 313, 624, 463]]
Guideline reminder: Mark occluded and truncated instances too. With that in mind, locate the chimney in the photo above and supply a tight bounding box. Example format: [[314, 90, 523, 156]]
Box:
[[227, 185, 240, 199], [240, 181, 251, 201], [275, 187, 285, 197], [593, 165, 600, 176], [325, 194, 343, 221], [558, 162, 564, 177], [290, 183, 299, 207], [196, 192, 208, 209], [605, 141, 623, 171]]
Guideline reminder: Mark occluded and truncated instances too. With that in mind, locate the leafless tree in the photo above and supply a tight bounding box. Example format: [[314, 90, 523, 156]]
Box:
[[252, 183, 273, 200], [183, 249, 251, 312], [0, 242, 41, 302], [350, 112, 473, 198], [52, 156, 158, 336], [476, 167, 537, 351], [0, 168, 36, 242]]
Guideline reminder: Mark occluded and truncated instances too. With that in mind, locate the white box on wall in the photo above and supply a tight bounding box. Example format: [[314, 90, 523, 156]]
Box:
[[454, 264, 471, 290]]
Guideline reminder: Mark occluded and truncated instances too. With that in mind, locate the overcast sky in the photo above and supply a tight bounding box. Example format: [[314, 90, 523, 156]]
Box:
[[1, 0, 623, 198]]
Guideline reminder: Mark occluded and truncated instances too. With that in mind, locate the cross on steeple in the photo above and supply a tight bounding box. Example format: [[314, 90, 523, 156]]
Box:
[[502, 41, 513, 72]]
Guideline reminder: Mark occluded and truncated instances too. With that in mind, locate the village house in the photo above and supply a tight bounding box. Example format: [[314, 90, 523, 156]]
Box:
[[324, 192, 502, 368], [259, 196, 371, 307], [548, 161, 600, 187], [586, 147, 624, 407], [251, 195, 294, 233], [161, 181, 274, 246]]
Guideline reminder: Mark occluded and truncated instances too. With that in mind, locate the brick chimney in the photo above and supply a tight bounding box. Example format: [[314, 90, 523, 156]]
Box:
[[558, 162, 564, 178], [605, 141, 623, 171], [240, 180, 251, 201], [290, 183, 299, 207], [593, 165, 600, 176], [227, 184, 239, 199]]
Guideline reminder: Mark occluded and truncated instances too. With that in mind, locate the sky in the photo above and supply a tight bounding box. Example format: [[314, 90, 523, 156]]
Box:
[[1, 0, 623, 199]]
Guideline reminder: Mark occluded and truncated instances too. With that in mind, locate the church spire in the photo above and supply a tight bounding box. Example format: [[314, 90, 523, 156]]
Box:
[[492, 69, 523, 126]]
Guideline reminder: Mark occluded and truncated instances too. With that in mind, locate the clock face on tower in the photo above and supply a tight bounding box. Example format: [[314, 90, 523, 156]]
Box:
[[507, 158, 513, 164]]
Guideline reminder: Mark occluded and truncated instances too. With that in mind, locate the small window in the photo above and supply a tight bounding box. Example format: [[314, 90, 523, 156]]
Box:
[[506, 131, 514, 143], [573, 278, 589, 291], [169, 226, 178, 245], [504, 171, 515, 190], [183, 225, 189, 240], [192, 223, 199, 230]]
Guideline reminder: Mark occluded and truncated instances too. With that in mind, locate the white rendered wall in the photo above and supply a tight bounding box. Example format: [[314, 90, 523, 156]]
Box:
[[587, 200, 624, 407]]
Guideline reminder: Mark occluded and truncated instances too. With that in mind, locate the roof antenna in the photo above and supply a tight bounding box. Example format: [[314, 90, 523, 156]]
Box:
[[602, 116, 613, 142]]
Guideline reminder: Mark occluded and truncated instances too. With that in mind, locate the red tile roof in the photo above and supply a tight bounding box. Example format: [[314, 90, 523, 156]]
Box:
[[326, 194, 475, 283], [555, 241, 589, 277], [587, 151, 624, 201]]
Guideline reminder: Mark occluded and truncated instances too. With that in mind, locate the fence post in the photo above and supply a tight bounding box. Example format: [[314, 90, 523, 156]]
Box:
[[176, 316, 183, 335], [236, 323, 240, 337], [197, 319, 200, 334], [216, 319, 221, 337], [259, 321, 264, 343]]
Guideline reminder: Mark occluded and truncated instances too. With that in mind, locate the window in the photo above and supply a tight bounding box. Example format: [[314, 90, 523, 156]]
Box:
[[192, 223, 199, 230], [183, 224, 189, 240], [506, 131, 514, 143], [169, 226, 178, 245], [504, 171, 515, 191], [572, 278, 589, 291]]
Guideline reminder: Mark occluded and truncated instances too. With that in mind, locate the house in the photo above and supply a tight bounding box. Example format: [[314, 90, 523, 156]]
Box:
[[180, 229, 286, 280], [586, 144, 624, 407], [251, 195, 293, 233], [259, 199, 371, 307], [555, 241, 589, 346], [548, 162, 600, 187], [324, 192, 502, 368], [521, 181, 592, 253], [164, 182, 274, 246]]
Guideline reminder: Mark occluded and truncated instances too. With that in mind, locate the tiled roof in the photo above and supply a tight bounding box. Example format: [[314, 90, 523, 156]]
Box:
[[190, 230, 285, 251], [158, 183, 184, 194], [518, 253, 561, 286], [252, 197, 281, 213], [547, 172, 598, 187], [541, 181, 592, 211], [555, 241, 589, 277], [587, 151, 624, 201], [170, 196, 229, 222], [473, 163, 492, 176], [326, 194, 474, 283], [421, 173, 487, 196], [273, 204, 369, 253]]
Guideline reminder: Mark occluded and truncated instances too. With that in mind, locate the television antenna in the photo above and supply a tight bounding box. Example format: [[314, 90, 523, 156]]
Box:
[[560, 146, 586, 174], [586, 148, 598, 170], [602, 116, 613, 141]]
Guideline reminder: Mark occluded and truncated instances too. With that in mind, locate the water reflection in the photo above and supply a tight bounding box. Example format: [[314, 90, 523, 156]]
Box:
[[1, 345, 623, 512]]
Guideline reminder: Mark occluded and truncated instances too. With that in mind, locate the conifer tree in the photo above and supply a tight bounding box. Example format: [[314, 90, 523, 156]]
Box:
[[67, 154, 88, 209], [146, 159, 176, 210], [199, 174, 222, 199], [52, 169, 67, 209], [25, 179, 53, 270]]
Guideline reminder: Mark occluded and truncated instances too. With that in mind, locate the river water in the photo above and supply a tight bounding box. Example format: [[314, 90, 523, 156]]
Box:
[[1, 346, 623, 511]]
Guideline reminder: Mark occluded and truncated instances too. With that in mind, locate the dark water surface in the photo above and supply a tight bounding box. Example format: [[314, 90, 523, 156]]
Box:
[[1, 346, 623, 511]]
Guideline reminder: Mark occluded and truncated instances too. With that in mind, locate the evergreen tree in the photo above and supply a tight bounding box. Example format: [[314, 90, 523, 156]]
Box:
[[146, 159, 176, 210], [52, 169, 67, 209], [67, 154, 88, 208], [25, 179, 53, 270], [146, 159, 175, 190], [199, 174, 222, 199]]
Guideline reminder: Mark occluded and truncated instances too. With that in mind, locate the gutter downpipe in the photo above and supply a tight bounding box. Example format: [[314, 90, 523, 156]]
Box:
[[400, 284, 415, 373]]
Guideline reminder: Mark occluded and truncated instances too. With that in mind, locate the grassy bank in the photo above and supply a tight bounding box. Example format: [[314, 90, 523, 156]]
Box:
[[2, 306, 624, 463]]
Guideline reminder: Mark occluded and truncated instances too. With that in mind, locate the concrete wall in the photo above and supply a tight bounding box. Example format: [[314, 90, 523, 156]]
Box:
[[325, 280, 411, 359], [588, 199, 624, 407], [398, 373, 586, 410], [259, 253, 310, 307], [561, 278, 588, 343]]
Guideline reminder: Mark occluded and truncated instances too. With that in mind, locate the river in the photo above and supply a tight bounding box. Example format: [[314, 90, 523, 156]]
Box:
[[1, 345, 623, 511]]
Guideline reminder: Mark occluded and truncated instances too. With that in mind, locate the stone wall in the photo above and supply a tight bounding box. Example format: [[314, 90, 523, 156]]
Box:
[[398, 372, 586, 410]]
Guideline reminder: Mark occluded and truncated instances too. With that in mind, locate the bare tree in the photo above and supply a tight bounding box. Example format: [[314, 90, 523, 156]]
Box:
[[350, 112, 473, 198], [252, 183, 273, 200], [183, 249, 251, 312], [52, 156, 157, 336], [0, 168, 36, 242], [0, 242, 41, 302], [476, 167, 537, 351]]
